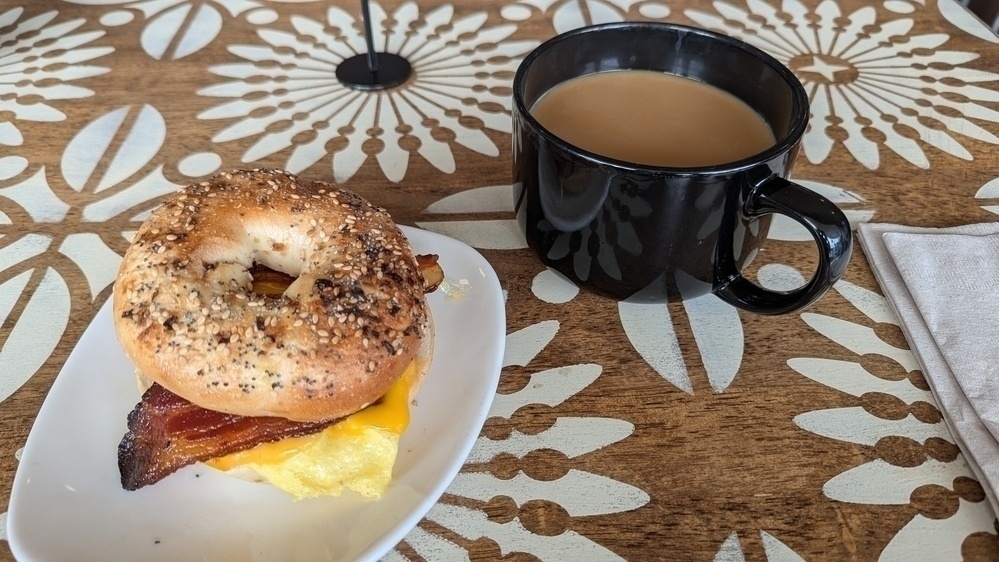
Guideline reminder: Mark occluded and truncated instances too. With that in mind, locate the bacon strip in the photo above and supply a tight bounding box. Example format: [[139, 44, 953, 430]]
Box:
[[118, 384, 338, 490], [416, 254, 444, 293]]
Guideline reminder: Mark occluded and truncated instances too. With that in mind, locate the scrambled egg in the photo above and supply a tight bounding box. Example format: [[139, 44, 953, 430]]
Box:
[[206, 363, 416, 500]]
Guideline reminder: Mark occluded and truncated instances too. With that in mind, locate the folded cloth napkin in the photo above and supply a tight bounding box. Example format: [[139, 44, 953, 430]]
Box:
[[858, 222, 999, 515]]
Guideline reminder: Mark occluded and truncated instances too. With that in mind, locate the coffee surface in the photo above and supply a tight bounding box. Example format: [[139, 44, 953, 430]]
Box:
[[530, 70, 776, 167]]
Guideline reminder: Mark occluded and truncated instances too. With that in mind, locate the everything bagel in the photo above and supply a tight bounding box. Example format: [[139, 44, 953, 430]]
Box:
[[113, 169, 429, 423]]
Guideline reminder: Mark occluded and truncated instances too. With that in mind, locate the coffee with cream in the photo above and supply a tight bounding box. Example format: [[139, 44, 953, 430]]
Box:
[[530, 70, 775, 167]]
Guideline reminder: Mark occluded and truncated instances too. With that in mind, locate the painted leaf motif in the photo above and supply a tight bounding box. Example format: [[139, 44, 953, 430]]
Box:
[[788, 358, 927, 404], [619, 301, 692, 394], [823, 459, 973, 505], [502, 320, 559, 368], [801, 313, 919, 371], [552, 0, 609, 33], [57, 103, 180, 298], [60, 0, 132, 5], [795, 407, 949, 447], [715, 532, 746, 562], [975, 176, 999, 215], [620, 294, 744, 394], [0, 234, 71, 403], [831, 279, 899, 325], [760, 531, 807, 562], [468, 417, 633, 463], [756, 264, 806, 292], [0, 123, 23, 147], [0, 168, 72, 223], [879, 499, 996, 561], [84, 167, 182, 224], [584, 0, 626, 26], [937, 0, 999, 43], [0, 102, 178, 407], [683, 294, 743, 393], [418, 185, 527, 250], [488, 364, 601, 418], [531, 269, 580, 304], [395, 527, 468, 560], [447, 469, 649, 516], [59, 233, 123, 300], [176, 3, 225, 60], [62, 103, 180, 226], [100, 105, 165, 191], [63, 105, 167, 194], [548, 0, 654, 33], [141, 3, 224, 60], [768, 179, 873, 241], [425, 185, 514, 214], [212, 0, 266, 18], [0, 156, 28, 181], [415, 220, 524, 249]]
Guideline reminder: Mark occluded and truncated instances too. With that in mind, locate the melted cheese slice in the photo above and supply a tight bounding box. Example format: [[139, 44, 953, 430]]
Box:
[[205, 361, 417, 500]]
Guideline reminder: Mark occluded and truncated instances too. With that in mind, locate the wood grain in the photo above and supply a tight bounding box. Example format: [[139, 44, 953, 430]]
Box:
[[4, 1, 999, 560]]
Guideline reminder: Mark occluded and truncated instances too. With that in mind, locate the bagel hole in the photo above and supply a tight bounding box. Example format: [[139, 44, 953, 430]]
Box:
[[249, 264, 297, 297]]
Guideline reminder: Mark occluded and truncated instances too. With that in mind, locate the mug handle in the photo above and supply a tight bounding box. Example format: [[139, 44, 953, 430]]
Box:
[[714, 176, 853, 315]]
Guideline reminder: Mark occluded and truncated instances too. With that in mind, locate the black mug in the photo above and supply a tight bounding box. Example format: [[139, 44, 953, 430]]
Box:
[[512, 22, 852, 314]]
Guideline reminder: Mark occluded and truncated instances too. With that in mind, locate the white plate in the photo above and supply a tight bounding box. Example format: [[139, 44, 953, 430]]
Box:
[[7, 227, 505, 562]]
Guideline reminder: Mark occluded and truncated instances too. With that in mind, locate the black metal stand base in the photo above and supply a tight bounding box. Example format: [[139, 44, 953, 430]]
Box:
[[336, 53, 412, 91]]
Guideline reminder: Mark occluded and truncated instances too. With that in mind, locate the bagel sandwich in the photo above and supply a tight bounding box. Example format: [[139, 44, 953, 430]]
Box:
[[113, 169, 444, 499]]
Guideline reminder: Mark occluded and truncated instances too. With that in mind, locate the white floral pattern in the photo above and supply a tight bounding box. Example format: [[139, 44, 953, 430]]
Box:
[[715, 531, 808, 561], [791, 278, 996, 558], [4, 0, 999, 557], [0, 6, 113, 405], [686, 0, 999, 170], [500, 0, 671, 33], [392, 320, 648, 559], [0, 7, 112, 146], [62, 0, 281, 59], [975, 176, 999, 215], [417, 181, 998, 556], [0, 104, 219, 403], [198, 2, 538, 183], [884, 0, 999, 44]]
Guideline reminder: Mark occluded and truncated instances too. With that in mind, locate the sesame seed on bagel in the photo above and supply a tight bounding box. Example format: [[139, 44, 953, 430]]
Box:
[[112, 169, 429, 422]]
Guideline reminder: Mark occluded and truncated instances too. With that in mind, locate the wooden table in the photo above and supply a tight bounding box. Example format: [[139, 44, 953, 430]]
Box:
[[4, 0, 999, 560]]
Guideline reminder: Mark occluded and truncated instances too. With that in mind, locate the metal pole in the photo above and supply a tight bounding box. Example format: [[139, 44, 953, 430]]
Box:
[[361, 0, 378, 73]]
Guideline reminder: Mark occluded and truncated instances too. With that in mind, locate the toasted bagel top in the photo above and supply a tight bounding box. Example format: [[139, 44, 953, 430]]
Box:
[[112, 169, 428, 422]]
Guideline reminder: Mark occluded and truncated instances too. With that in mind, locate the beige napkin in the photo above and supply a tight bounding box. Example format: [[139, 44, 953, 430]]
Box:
[[858, 222, 999, 514]]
